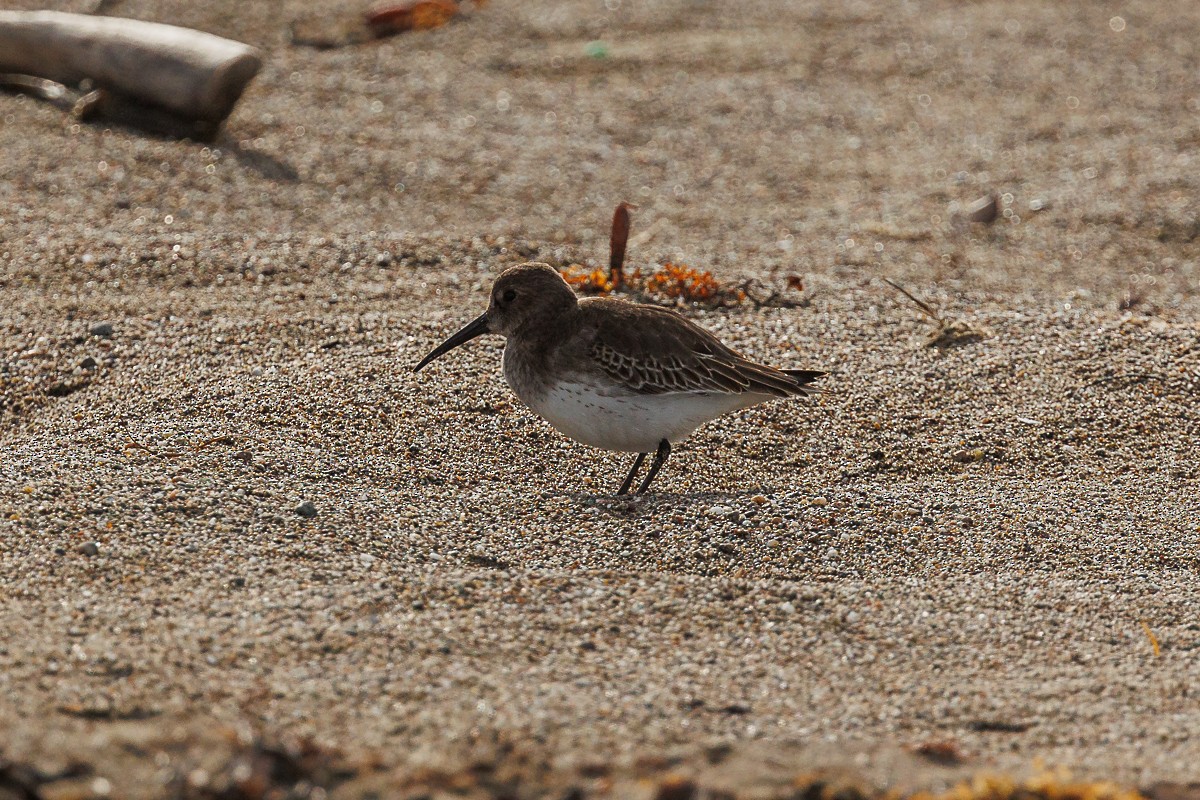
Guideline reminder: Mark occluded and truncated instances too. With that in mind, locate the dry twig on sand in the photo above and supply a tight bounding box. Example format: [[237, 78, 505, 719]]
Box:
[[883, 277, 986, 348]]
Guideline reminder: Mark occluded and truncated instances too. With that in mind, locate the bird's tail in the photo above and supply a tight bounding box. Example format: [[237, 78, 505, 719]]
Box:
[[784, 369, 827, 395]]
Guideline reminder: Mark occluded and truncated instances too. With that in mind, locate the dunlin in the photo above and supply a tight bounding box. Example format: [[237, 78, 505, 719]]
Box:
[[413, 263, 825, 494]]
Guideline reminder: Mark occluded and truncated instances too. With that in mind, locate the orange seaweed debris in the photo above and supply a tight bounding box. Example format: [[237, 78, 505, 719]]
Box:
[[558, 203, 754, 305], [643, 263, 727, 302], [903, 769, 1146, 800], [366, 0, 459, 35], [560, 265, 616, 294]]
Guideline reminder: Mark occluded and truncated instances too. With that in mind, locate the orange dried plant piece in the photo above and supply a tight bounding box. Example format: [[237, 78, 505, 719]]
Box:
[[411, 0, 458, 28], [559, 266, 614, 294], [644, 263, 722, 302], [366, 0, 458, 35]]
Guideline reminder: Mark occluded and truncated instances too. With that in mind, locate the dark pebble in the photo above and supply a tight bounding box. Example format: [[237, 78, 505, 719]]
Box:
[[967, 193, 999, 224]]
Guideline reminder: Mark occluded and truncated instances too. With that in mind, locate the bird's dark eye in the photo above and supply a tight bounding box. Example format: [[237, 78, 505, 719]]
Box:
[[502, 289, 517, 303]]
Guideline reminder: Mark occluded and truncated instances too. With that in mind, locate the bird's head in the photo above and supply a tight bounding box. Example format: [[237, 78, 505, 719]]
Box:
[[413, 262, 578, 372]]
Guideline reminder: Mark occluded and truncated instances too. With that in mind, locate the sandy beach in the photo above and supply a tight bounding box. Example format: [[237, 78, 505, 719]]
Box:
[[2, 0, 1198, 797]]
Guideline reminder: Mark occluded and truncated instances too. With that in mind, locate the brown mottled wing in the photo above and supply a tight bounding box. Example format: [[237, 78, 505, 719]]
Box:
[[579, 298, 823, 396]]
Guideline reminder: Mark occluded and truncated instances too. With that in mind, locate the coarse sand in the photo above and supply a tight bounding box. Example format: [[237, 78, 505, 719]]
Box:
[[1, 0, 1198, 797]]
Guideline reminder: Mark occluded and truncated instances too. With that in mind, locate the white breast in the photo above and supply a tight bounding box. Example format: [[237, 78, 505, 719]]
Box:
[[515, 379, 764, 453]]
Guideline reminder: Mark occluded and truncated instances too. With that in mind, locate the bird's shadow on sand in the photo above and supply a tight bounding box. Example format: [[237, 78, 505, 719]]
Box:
[[550, 489, 761, 518]]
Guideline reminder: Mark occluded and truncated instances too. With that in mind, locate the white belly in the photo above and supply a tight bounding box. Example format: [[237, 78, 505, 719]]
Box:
[[516, 379, 763, 453]]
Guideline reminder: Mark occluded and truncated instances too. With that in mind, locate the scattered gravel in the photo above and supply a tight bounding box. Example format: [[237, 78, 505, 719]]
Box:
[[1, 0, 1199, 797]]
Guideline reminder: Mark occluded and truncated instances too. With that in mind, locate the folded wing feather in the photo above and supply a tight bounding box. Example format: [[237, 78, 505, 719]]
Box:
[[580, 299, 821, 397]]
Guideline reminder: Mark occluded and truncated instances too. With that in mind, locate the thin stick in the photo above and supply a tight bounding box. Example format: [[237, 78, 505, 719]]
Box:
[[120, 420, 160, 458], [1140, 620, 1161, 657], [883, 278, 942, 322]]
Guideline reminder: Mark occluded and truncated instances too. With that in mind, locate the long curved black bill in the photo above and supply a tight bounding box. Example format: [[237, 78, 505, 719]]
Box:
[[412, 312, 490, 373]]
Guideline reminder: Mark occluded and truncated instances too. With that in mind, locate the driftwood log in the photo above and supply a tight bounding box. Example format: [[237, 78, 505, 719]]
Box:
[[0, 10, 261, 124]]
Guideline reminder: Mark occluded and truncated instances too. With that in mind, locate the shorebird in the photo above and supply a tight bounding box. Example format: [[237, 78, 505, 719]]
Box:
[[413, 263, 824, 494]]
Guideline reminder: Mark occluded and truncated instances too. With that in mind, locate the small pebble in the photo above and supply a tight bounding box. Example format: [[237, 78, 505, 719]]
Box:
[[295, 500, 318, 518], [655, 775, 696, 800], [811, 496, 829, 507], [90, 322, 114, 338], [967, 193, 998, 224], [78, 541, 100, 556]]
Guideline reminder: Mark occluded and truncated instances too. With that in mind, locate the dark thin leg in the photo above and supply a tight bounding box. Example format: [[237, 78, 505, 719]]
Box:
[[635, 439, 672, 495], [617, 452, 647, 495]]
